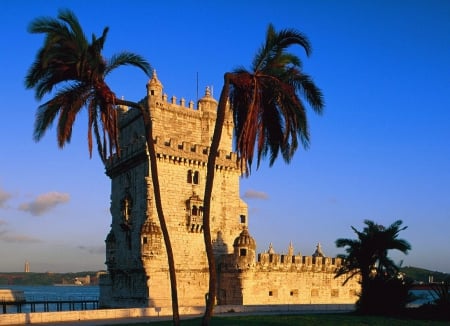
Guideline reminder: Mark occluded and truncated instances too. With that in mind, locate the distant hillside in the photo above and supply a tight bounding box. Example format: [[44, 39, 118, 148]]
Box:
[[401, 266, 450, 283], [0, 267, 448, 286], [0, 271, 103, 286]]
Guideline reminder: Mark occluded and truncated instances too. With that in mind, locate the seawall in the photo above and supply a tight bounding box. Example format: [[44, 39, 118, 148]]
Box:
[[0, 304, 355, 325]]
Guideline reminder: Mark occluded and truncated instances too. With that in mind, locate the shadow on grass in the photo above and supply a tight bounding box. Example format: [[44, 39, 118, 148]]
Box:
[[116, 312, 450, 326]]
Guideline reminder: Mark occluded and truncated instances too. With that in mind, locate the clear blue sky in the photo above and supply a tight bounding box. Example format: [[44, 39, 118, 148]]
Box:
[[1, 0, 449, 273]]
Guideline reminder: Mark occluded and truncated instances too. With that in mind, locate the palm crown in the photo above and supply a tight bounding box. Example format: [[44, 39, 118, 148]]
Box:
[[228, 23, 324, 173], [335, 219, 411, 284], [25, 9, 151, 161]]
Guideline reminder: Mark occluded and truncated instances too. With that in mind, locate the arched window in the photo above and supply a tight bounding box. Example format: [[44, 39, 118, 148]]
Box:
[[121, 193, 132, 223], [192, 205, 198, 216], [193, 171, 199, 184], [188, 170, 200, 184]]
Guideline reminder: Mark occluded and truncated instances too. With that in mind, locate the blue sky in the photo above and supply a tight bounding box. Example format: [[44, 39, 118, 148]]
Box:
[[1, 0, 449, 273]]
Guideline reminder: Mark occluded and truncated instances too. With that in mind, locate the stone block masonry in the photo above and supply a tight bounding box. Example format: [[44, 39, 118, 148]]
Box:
[[99, 71, 360, 309], [0, 305, 356, 325]]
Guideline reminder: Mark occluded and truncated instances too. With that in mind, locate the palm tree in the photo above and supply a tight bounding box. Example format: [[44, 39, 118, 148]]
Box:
[[25, 9, 180, 325], [335, 219, 411, 313], [202, 24, 324, 324]]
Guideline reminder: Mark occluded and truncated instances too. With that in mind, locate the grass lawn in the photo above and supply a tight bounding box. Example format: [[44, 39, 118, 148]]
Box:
[[113, 313, 449, 325]]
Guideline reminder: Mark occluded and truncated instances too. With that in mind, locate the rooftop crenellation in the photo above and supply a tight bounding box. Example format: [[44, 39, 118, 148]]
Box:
[[146, 70, 218, 113], [101, 72, 360, 309]]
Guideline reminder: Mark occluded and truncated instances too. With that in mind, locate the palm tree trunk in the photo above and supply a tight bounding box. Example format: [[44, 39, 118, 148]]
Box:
[[358, 266, 371, 314], [116, 98, 180, 326], [202, 73, 231, 326]]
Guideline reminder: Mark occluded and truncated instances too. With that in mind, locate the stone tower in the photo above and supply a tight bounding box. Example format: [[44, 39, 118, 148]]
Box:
[[99, 72, 360, 309], [99, 72, 248, 308]]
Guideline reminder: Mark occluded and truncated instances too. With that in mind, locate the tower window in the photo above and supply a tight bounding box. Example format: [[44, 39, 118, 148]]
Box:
[[187, 170, 200, 184], [240, 215, 246, 223], [240, 248, 247, 256]]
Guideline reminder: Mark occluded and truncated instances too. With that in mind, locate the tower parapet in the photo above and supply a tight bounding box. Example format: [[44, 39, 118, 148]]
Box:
[[114, 73, 234, 154], [220, 240, 342, 273], [101, 73, 358, 309], [256, 242, 342, 272]]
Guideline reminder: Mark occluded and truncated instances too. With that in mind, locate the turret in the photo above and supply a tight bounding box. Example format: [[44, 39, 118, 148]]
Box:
[[312, 243, 325, 258], [197, 86, 218, 113], [105, 230, 117, 269], [232, 228, 256, 268], [141, 219, 163, 259], [117, 96, 129, 114], [146, 70, 163, 106]]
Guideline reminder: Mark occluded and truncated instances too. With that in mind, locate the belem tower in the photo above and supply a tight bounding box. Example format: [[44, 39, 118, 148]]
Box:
[[99, 72, 360, 308]]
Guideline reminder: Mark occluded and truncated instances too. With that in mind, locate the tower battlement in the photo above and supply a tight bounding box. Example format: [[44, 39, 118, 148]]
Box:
[[255, 253, 342, 272], [220, 238, 342, 273], [220, 253, 342, 273], [100, 73, 359, 309], [105, 133, 239, 175], [146, 70, 217, 114]]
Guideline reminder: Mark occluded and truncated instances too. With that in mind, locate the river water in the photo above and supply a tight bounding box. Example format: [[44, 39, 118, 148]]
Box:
[[0, 285, 99, 313]]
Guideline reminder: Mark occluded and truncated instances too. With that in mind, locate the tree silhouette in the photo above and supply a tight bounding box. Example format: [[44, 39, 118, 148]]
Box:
[[25, 9, 180, 325], [202, 24, 324, 324]]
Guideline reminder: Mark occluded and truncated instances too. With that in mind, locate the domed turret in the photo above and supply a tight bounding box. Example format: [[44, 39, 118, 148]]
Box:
[[197, 86, 218, 113], [232, 228, 256, 268], [312, 243, 325, 258], [141, 219, 162, 258], [233, 228, 256, 250]]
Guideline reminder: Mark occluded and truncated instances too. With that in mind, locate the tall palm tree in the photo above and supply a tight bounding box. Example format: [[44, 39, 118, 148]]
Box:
[[335, 219, 411, 313], [25, 9, 180, 325], [202, 24, 324, 324]]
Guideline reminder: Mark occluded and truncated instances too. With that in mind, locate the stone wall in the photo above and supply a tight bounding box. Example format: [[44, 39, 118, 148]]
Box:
[[0, 305, 356, 325], [99, 73, 360, 309], [101, 72, 247, 308], [218, 242, 359, 305]]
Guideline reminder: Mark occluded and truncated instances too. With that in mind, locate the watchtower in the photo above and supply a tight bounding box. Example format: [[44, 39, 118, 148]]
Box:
[[99, 72, 248, 308]]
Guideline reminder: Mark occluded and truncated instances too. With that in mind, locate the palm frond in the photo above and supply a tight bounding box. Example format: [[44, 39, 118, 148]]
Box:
[[26, 9, 149, 161], [228, 23, 324, 174], [106, 52, 152, 77], [291, 72, 324, 113], [33, 82, 89, 143]]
